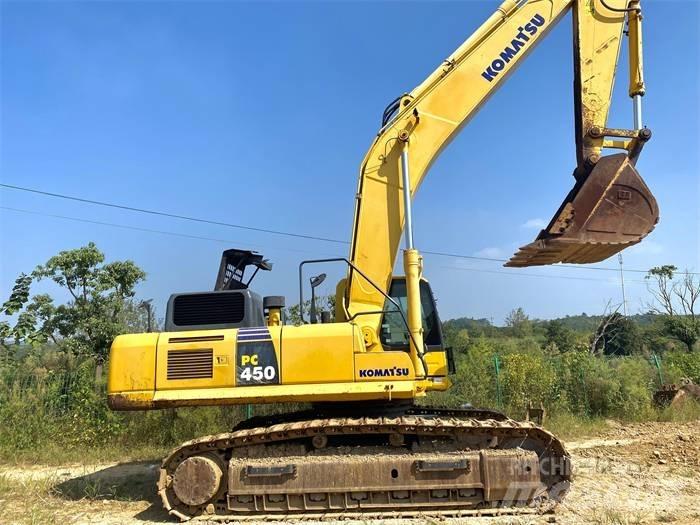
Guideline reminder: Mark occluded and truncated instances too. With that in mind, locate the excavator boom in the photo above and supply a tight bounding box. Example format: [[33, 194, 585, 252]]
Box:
[[344, 0, 658, 323]]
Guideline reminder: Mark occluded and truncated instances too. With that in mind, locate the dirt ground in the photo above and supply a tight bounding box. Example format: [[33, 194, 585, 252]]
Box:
[[1, 420, 698, 525]]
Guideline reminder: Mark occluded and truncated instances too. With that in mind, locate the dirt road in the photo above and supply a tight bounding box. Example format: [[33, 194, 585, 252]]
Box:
[[1, 420, 698, 525]]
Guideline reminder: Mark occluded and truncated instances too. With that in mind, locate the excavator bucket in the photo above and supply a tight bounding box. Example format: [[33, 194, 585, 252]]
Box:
[[506, 153, 659, 267]]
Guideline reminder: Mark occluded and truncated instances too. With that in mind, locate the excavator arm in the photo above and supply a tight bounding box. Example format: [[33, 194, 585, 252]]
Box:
[[342, 0, 658, 335]]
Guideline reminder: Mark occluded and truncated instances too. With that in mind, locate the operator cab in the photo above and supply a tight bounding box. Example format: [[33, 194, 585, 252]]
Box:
[[380, 277, 455, 376], [380, 277, 444, 351]]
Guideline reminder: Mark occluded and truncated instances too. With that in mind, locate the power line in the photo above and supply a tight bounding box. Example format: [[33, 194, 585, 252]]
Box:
[[2, 205, 640, 284], [0, 183, 346, 245], [422, 249, 655, 273], [0, 206, 344, 259], [1, 183, 691, 275], [618, 253, 628, 315], [442, 265, 647, 284]]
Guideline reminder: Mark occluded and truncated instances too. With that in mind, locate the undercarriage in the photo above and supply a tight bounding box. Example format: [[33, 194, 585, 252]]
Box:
[[158, 406, 571, 521]]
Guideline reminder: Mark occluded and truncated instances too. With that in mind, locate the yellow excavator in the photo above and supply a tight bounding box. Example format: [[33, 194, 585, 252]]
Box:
[[108, 0, 658, 520]]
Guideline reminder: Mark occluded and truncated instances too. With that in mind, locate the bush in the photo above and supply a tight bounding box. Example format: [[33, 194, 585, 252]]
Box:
[[0, 349, 309, 462], [610, 357, 655, 420], [427, 346, 668, 423], [499, 351, 557, 414], [429, 338, 498, 408], [663, 351, 700, 384]]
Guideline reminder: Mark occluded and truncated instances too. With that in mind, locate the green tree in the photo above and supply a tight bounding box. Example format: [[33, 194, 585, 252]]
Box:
[[452, 329, 471, 353], [505, 307, 532, 337], [0, 273, 33, 347], [646, 266, 700, 352], [0, 243, 146, 363], [592, 312, 641, 356], [285, 295, 335, 325], [544, 320, 577, 353], [442, 317, 493, 338]]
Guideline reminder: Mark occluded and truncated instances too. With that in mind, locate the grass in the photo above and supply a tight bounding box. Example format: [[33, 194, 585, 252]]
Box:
[[0, 462, 160, 525], [543, 401, 700, 441], [0, 440, 168, 466], [544, 412, 610, 440], [590, 509, 648, 525], [0, 472, 62, 525], [657, 399, 700, 422], [2, 404, 698, 466], [0, 473, 12, 498]]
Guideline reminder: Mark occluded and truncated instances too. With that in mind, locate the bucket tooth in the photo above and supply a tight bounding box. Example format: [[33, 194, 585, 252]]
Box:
[[506, 153, 659, 267]]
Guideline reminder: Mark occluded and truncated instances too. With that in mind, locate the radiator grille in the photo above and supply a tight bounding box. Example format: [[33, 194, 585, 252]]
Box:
[[172, 293, 245, 326], [167, 349, 213, 380]]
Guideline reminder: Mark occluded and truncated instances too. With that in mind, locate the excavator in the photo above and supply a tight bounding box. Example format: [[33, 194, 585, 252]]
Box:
[[108, 0, 659, 520]]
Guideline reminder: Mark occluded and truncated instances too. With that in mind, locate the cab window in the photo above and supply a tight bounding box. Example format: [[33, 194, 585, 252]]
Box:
[[380, 279, 443, 349]]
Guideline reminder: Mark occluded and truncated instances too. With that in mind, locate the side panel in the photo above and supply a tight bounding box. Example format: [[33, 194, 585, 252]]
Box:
[[108, 333, 158, 407], [280, 323, 357, 384], [155, 330, 238, 391], [354, 351, 415, 382], [424, 350, 449, 377], [109, 323, 420, 409]]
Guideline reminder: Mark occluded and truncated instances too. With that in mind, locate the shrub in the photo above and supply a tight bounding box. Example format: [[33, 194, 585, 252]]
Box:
[[610, 357, 655, 420], [499, 351, 557, 415], [429, 338, 497, 409], [663, 351, 700, 384]]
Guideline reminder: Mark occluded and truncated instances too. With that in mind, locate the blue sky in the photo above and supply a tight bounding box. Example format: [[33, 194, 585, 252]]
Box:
[[1, 0, 698, 324]]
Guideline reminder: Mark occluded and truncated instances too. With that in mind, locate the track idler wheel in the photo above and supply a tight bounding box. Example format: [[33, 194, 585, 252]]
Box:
[[172, 454, 223, 508], [506, 153, 659, 267]]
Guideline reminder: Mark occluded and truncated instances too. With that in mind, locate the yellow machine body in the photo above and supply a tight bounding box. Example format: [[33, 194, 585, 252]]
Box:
[[108, 321, 449, 410]]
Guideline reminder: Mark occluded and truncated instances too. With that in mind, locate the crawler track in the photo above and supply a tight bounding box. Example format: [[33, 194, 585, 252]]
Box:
[[157, 408, 571, 521]]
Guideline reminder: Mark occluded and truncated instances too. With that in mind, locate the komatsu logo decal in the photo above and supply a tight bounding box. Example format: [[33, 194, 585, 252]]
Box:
[[359, 367, 410, 378], [481, 14, 545, 82]]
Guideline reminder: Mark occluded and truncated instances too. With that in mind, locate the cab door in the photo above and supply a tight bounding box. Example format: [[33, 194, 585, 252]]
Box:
[[379, 277, 454, 376]]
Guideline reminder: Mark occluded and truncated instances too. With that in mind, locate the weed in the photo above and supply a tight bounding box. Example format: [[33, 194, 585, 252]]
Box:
[[545, 412, 609, 439], [2, 347, 699, 465], [26, 505, 58, 525], [657, 400, 700, 422], [591, 509, 648, 525], [0, 473, 12, 497]]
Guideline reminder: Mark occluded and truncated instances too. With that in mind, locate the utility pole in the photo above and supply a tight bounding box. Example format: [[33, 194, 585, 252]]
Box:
[[618, 253, 627, 316]]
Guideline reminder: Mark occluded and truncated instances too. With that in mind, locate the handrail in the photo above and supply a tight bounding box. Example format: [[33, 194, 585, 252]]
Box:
[[297, 257, 428, 378]]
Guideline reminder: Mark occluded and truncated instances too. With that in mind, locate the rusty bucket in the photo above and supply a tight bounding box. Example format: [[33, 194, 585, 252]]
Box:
[[506, 153, 659, 267]]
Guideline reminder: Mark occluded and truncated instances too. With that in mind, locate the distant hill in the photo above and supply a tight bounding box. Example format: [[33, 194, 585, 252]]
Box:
[[444, 312, 661, 334], [442, 317, 498, 337], [547, 312, 659, 332]]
